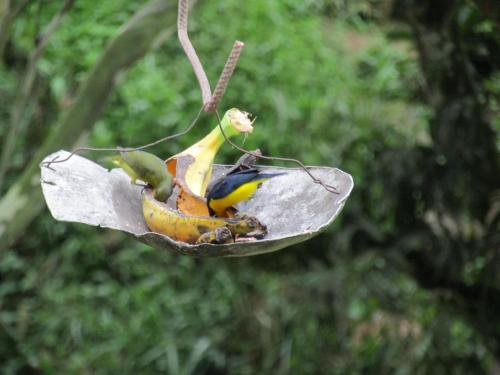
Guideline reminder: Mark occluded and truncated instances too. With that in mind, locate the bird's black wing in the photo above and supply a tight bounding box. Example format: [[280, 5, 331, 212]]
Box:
[[207, 169, 261, 200]]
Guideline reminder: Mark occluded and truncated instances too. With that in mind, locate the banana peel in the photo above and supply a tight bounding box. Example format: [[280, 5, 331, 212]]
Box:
[[142, 189, 266, 244], [165, 108, 254, 216]]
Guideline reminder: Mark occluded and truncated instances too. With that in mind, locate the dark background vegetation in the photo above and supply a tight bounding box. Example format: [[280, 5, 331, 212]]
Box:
[[1, 0, 499, 373]]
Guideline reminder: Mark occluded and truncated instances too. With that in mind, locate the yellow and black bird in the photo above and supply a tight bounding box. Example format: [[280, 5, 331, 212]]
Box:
[[206, 168, 285, 217]]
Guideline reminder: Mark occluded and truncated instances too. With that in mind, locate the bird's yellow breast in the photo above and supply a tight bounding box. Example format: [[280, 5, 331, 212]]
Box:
[[209, 179, 265, 216]]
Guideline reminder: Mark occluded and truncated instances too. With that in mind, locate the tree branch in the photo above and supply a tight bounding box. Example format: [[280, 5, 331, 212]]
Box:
[[0, 0, 187, 251], [0, 0, 74, 190], [0, 0, 29, 60]]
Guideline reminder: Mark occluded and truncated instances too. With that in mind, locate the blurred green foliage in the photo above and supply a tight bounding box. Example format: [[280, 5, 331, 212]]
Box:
[[0, 0, 498, 374]]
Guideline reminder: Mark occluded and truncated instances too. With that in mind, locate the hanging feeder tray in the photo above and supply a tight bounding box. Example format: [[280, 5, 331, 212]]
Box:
[[40, 150, 353, 257]]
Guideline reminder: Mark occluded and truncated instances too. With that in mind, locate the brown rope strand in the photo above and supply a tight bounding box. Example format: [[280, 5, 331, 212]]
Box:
[[177, 0, 212, 105], [204, 41, 245, 112]]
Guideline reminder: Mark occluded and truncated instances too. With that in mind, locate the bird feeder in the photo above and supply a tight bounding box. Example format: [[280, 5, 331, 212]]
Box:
[[41, 150, 353, 257]]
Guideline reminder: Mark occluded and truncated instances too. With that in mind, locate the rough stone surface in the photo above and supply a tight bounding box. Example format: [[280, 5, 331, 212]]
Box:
[[41, 150, 354, 257]]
